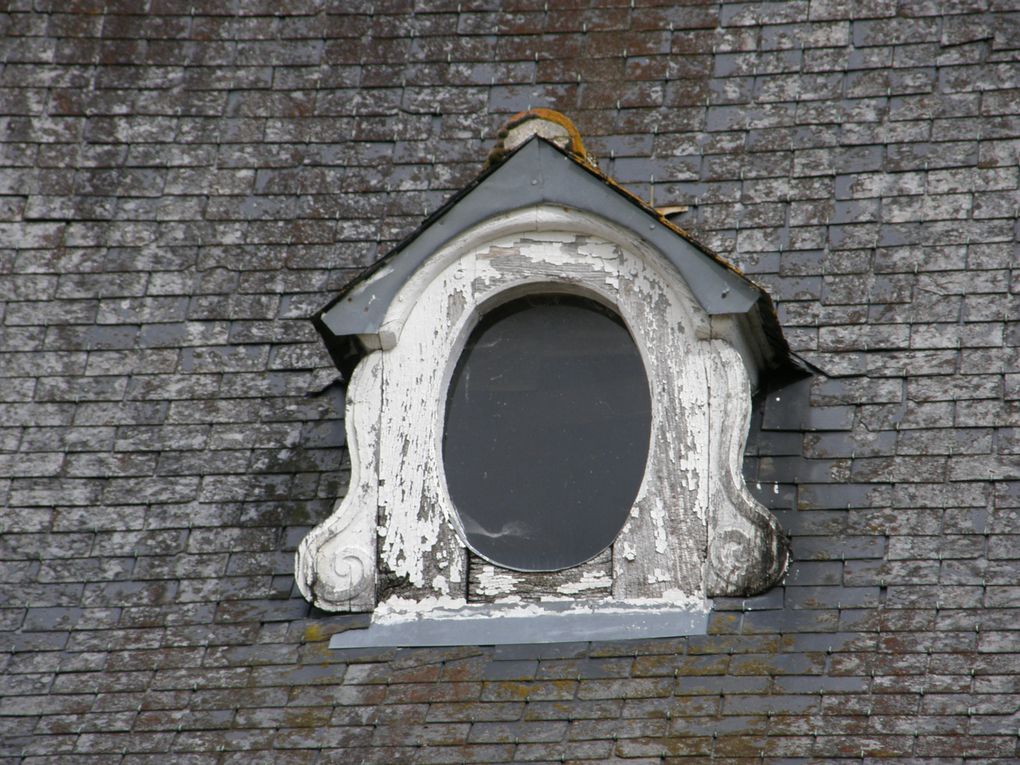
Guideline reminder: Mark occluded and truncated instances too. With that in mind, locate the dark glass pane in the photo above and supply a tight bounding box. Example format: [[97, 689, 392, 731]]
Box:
[[443, 295, 652, 571]]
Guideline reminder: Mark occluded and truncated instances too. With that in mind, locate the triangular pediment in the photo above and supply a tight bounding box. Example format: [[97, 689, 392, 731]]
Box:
[[315, 137, 791, 377]]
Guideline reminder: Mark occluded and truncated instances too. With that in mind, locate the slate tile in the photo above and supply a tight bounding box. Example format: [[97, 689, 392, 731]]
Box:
[[276, 723, 375, 748], [426, 701, 522, 723], [467, 720, 565, 744], [575, 716, 671, 744], [576, 677, 673, 700], [615, 733, 712, 757], [3, 4, 1020, 764], [481, 659, 537, 681], [492, 642, 590, 661]]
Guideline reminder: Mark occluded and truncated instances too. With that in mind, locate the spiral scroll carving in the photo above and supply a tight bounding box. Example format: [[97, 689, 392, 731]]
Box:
[[330, 546, 373, 599]]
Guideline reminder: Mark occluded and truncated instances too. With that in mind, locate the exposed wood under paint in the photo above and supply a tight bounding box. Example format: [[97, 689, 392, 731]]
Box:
[[297, 206, 788, 615], [467, 549, 613, 602]]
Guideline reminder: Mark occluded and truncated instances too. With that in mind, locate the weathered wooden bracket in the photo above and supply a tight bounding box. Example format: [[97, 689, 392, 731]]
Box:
[[297, 120, 794, 622]]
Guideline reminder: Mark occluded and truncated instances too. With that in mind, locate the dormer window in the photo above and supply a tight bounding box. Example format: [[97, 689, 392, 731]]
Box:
[[296, 111, 795, 645]]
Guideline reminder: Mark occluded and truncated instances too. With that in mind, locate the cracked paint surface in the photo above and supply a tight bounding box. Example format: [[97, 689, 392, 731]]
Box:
[[297, 206, 786, 612]]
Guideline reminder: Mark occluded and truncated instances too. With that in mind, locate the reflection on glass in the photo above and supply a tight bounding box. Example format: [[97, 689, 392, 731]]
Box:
[[443, 295, 652, 571]]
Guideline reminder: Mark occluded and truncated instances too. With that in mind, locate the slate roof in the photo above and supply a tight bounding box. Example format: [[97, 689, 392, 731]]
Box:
[[2, 2, 1020, 763]]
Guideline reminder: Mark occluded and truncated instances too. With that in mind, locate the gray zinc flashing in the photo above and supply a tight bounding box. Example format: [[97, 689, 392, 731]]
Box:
[[329, 601, 710, 649], [318, 138, 762, 345]]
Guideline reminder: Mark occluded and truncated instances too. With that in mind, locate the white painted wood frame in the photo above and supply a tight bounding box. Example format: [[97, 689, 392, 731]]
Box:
[[296, 205, 787, 613]]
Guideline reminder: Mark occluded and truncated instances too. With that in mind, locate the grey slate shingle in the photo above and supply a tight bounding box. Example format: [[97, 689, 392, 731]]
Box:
[[2, 2, 1020, 762]]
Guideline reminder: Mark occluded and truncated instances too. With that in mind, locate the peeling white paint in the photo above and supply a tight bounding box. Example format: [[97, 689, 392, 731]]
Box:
[[557, 570, 613, 595], [473, 564, 518, 597], [372, 591, 711, 628], [646, 568, 673, 584], [297, 204, 787, 613], [705, 341, 789, 596], [294, 353, 381, 612]]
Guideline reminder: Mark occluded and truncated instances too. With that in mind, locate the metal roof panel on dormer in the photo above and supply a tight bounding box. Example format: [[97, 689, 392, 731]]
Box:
[[317, 137, 764, 345]]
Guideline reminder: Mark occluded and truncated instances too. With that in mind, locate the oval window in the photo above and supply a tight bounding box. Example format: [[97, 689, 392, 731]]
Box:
[[443, 294, 652, 571]]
